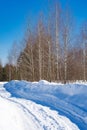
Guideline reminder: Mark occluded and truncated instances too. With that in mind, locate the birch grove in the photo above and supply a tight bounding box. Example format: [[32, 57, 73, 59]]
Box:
[[4, 1, 87, 82]]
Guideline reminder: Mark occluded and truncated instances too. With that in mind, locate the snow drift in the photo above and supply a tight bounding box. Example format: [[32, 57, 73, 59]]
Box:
[[1, 80, 87, 129], [0, 81, 79, 130]]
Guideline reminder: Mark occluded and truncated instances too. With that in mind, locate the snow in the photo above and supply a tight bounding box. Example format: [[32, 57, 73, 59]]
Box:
[[0, 80, 87, 130]]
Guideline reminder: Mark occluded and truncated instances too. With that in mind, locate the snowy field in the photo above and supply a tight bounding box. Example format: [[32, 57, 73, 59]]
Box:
[[0, 80, 87, 130]]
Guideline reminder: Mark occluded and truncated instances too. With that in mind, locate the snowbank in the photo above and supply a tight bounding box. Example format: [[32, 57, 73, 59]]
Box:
[[4, 80, 87, 129], [4, 80, 87, 109], [0, 81, 79, 130]]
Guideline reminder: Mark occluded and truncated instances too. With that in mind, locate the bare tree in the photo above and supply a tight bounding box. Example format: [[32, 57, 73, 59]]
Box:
[[81, 22, 87, 81], [46, 1, 52, 82], [62, 8, 73, 83], [8, 41, 19, 80], [8, 50, 13, 80], [25, 23, 35, 81], [55, 2, 61, 81], [38, 16, 43, 80], [0, 59, 3, 81]]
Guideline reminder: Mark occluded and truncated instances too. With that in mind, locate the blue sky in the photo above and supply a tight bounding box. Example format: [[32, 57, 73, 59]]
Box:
[[0, 0, 87, 65]]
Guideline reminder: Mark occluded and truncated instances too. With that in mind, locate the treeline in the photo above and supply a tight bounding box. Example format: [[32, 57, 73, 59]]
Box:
[[1, 1, 87, 82], [0, 63, 17, 81]]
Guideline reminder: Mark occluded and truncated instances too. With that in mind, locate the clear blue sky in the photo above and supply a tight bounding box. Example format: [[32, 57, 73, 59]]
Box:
[[0, 0, 87, 65]]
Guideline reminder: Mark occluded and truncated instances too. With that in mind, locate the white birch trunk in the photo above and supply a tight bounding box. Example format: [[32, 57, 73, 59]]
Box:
[[55, 4, 59, 81], [38, 23, 42, 80], [83, 41, 86, 81]]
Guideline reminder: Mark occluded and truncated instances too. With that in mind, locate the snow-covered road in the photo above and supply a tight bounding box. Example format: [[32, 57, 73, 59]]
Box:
[[0, 80, 86, 130]]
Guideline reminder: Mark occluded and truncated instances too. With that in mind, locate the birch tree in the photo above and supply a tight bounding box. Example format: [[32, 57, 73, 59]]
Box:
[[55, 3, 61, 81], [47, 1, 52, 81], [25, 25, 35, 81], [81, 22, 87, 81], [8, 42, 19, 80], [0, 59, 3, 81], [62, 9, 73, 83], [38, 17, 43, 80]]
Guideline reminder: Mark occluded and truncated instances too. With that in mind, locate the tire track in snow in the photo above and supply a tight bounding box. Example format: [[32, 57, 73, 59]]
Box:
[[27, 94, 87, 130], [0, 84, 41, 130], [8, 97, 79, 130], [8, 98, 62, 130], [45, 95, 87, 130], [0, 83, 79, 130], [6, 98, 42, 129]]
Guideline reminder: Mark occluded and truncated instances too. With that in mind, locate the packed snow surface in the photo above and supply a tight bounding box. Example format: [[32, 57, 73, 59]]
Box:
[[0, 80, 87, 130]]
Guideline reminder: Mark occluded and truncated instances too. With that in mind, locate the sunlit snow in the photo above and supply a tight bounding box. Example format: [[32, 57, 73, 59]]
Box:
[[0, 80, 87, 130]]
